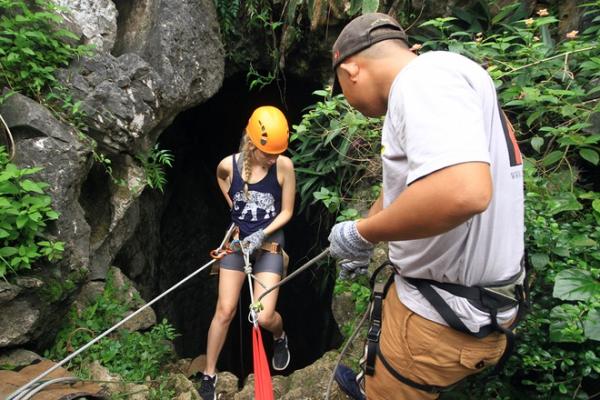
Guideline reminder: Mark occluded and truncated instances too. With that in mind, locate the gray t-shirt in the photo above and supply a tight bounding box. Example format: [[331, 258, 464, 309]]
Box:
[[382, 51, 525, 333]]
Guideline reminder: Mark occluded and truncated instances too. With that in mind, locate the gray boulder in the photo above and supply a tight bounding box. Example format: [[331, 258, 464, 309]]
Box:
[[53, 0, 118, 52], [0, 92, 93, 274]]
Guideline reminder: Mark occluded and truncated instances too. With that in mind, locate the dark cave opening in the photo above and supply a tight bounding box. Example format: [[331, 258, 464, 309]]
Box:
[[127, 74, 343, 380]]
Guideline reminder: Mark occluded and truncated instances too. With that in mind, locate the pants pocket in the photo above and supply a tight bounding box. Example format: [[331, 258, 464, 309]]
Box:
[[459, 341, 505, 371]]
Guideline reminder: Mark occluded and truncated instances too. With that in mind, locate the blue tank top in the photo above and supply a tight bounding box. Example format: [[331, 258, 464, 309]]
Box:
[[228, 154, 282, 238]]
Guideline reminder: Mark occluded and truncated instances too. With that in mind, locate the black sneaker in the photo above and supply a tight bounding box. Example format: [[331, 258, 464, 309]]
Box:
[[198, 373, 217, 400], [272, 333, 291, 370]]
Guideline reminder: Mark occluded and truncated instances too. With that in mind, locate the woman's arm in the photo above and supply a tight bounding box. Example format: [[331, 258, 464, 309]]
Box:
[[263, 156, 295, 236], [216, 155, 234, 209]]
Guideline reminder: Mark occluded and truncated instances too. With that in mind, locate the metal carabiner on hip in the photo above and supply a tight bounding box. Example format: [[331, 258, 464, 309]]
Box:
[[209, 223, 238, 259]]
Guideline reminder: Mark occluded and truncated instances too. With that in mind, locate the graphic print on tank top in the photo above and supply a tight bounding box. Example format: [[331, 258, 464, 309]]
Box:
[[228, 154, 282, 238], [232, 190, 276, 221]]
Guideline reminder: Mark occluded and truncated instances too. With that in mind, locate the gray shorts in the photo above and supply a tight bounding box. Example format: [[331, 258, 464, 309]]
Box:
[[220, 230, 285, 275]]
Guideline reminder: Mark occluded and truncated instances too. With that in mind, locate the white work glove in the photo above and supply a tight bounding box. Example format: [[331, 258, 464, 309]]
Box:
[[338, 259, 370, 280], [241, 229, 265, 255], [328, 221, 374, 262]]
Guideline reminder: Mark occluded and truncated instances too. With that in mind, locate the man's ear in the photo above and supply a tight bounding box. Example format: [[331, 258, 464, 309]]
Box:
[[338, 62, 360, 83]]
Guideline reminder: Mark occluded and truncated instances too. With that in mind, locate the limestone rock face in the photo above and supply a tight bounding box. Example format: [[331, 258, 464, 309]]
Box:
[[53, 0, 118, 52], [113, 0, 224, 110], [0, 93, 92, 348], [0, 0, 224, 349]]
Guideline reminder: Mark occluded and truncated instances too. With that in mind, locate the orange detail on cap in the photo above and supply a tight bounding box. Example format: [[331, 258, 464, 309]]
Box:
[[246, 106, 289, 154]]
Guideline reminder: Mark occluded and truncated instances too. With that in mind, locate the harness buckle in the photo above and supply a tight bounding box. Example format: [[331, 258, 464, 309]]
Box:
[[367, 323, 381, 342]]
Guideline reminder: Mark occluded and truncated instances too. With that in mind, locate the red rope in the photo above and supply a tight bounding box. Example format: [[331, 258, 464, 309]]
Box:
[[252, 326, 274, 400]]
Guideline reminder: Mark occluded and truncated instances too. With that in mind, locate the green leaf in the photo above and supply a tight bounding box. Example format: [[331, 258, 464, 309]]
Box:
[[45, 211, 59, 220], [583, 309, 600, 341], [530, 136, 544, 153], [580, 148, 599, 165], [569, 234, 597, 247], [541, 151, 563, 167], [20, 179, 44, 193], [593, 199, 600, 214], [549, 304, 585, 343], [530, 253, 549, 269], [546, 192, 582, 216], [553, 269, 600, 301], [16, 215, 29, 229], [0, 247, 18, 257], [362, 0, 379, 14]]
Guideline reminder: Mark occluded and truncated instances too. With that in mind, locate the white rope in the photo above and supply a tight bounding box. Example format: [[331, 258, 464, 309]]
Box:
[[257, 248, 329, 303], [0, 113, 16, 161], [7, 224, 241, 400], [18, 377, 82, 400], [242, 248, 260, 327]]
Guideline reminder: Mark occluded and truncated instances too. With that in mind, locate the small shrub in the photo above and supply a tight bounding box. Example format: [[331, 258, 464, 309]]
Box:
[[136, 144, 174, 193], [0, 0, 91, 104], [0, 145, 64, 278], [45, 270, 178, 381]]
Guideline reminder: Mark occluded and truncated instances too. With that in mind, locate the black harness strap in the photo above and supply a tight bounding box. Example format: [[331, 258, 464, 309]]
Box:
[[365, 261, 395, 376], [363, 260, 529, 393]]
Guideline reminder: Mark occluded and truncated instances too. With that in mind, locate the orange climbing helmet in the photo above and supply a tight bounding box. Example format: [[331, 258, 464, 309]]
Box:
[[245, 106, 289, 154]]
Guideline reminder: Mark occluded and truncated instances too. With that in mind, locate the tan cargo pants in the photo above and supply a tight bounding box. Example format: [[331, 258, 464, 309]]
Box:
[[365, 284, 507, 399]]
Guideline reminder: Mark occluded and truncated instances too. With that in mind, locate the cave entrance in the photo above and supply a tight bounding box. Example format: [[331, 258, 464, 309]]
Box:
[[119, 74, 342, 380]]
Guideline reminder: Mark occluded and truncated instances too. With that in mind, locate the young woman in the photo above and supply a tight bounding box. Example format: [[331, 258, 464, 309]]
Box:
[[199, 106, 296, 400]]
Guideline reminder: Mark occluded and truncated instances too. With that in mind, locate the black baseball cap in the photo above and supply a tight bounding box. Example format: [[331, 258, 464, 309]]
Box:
[[332, 13, 408, 70]]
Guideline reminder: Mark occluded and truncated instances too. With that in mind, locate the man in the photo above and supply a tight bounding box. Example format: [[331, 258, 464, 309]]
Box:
[[327, 13, 525, 400]]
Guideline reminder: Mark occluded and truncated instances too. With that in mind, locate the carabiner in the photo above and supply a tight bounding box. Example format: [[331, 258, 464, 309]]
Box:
[[210, 248, 232, 260]]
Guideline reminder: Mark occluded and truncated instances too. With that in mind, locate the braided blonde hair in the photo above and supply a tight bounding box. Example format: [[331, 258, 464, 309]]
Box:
[[240, 133, 253, 200]]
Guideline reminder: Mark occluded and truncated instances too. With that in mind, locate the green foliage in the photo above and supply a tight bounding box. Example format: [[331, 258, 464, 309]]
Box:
[[292, 1, 600, 398], [136, 144, 174, 193], [413, 2, 600, 399], [290, 89, 382, 219], [212, 0, 282, 89], [0, 0, 91, 103], [212, 0, 383, 90], [334, 278, 371, 314], [0, 146, 64, 278], [45, 270, 178, 382]]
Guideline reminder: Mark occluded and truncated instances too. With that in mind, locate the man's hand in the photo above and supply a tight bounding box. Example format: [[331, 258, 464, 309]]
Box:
[[338, 259, 370, 280], [242, 230, 265, 255], [328, 220, 374, 261]]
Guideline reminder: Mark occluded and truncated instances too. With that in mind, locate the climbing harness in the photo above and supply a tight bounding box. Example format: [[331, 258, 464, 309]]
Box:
[[242, 246, 275, 400], [209, 225, 290, 277], [359, 260, 529, 395]]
